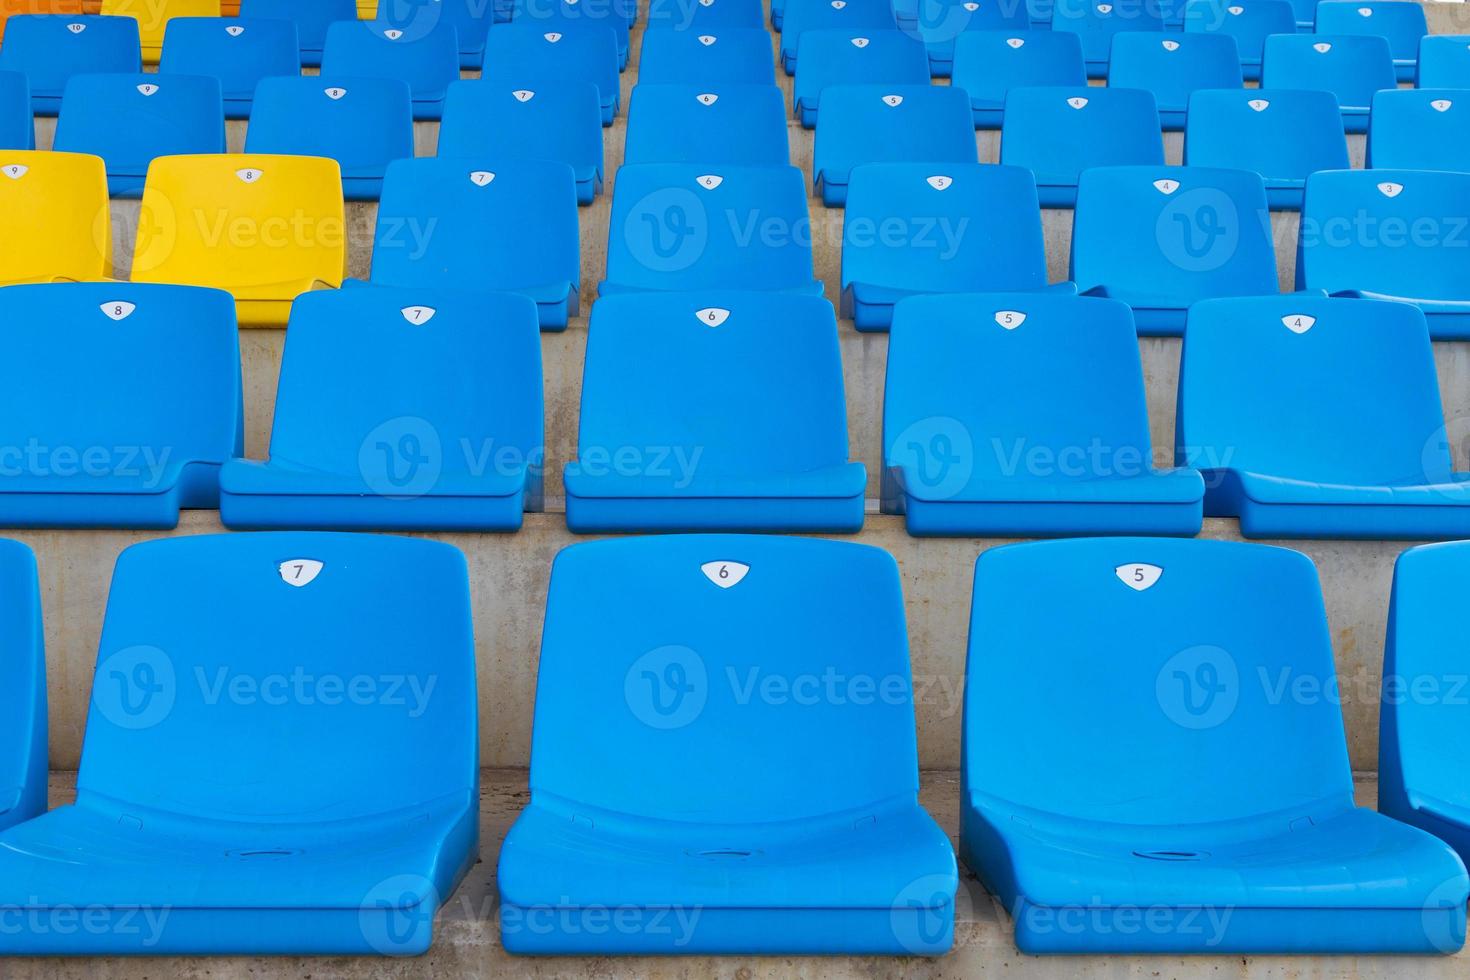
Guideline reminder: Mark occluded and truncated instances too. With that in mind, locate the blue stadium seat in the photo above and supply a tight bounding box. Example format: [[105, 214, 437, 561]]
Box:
[[1367, 89, 1470, 172], [842, 163, 1066, 329], [637, 27, 776, 85], [0, 72, 32, 149], [438, 80, 604, 203], [1380, 542, 1470, 873], [814, 84, 977, 207], [158, 17, 300, 118], [0, 14, 141, 114], [1287, 0, 1314, 26], [884, 293, 1203, 536], [963, 536, 1470, 953], [1072, 165, 1278, 335], [482, 23, 621, 123], [780, 0, 896, 74], [793, 29, 929, 128], [509, 0, 631, 68], [1183, 0, 1296, 81], [566, 294, 863, 533], [244, 75, 413, 202], [239, 0, 356, 67], [646, 0, 764, 29], [1179, 296, 1470, 538], [1051, 0, 1163, 78], [1107, 32, 1242, 129], [221, 288, 543, 530], [500, 534, 954, 953], [1183, 88, 1348, 210], [601, 165, 822, 296], [1417, 34, 1470, 87], [626, 84, 788, 165], [1000, 87, 1163, 207], [1314, 0, 1425, 81], [912, 0, 1032, 76], [320, 18, 458, 120], [0, 283, 240, 528], [1298, 169, 1470, 340], [0, 540, 44, 834], [1261, 33, 1395, 132], [367, 157, 580, 329], [951, 30, 1087, 128], [0, 531, 479, 954], [53, 72, 226, 198], [380, 0, 495, 68]]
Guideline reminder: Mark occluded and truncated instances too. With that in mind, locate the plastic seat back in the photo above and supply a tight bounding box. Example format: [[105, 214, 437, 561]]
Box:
[[77, 532, 476, 822], [1367, 89, 1470, 171], [245, 75, 413, 186], [438, 81, 602, 187], [625, 84, 789, 165], [53, 73, 225, 195], [320, 18, 459, 116], [578, 293, 849, 483], [951, 29, 1087, 125], [1178, 296, 1445, 485], [378, 0, 495, 66], [131, 154, 345, 305], [780, 0, 897, 72], [534, 533, 916, 823], [1184, 89, 1349, 190], [0, 150, 110, 284], [158, 16, 300, 112], [792, 28, 930, 120], [0, 0, 82, 42], [1183, 0, 1296, 67], [239, 0, 356, 64], [1417, 34, 1470, 88], [0, 539, 44, 830], [0, 14, 141, 109], [646, 0, 764, 29], [603, 165, 818, 292], [1001, 87, 1164, 188], [1071, 166, 1277, 305], [1314, 0, 1426, 65], [1261, 33, 1395, 111], [914, 0, 1032, 66], [844, 163, 1048, 294], [481, 23, 618, 112], [637, 27, 775, 84], [815, 83, 978, 181], [966, 537, 1351, 826], [265, 287, 542, 484], [100, 0, 220, 61], [1051, 0, 1163, 74], [1107, 31, 1242, 115], [0, 72, 33, 149], [1298, 169, 1470, 302], [369, 157, 579, 294]]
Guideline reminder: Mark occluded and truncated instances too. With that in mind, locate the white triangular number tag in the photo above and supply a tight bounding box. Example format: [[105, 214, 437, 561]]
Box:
[[882, 94, 904, 107], [470, 170, 495, 186], [1432, 99, 1453, 112], [544, 31, 562, 41], [701, 561, 749, 589], [1153, 178, 1179, 194], [699, 34, 717, 44], [1162, 39, 1179, 51], [926, 175, 952, 190], [1227, 4, 1242, 11], [1006, 36, 1024, 47], [1378, 181, 1404, 198], [1357, 5, 1371, 14], [851, 36, 870, 47], [1097, 3, 1112, 11], [1282, 314, 1315, 334], [1116, 563, 1162, 591], [100, 301, 136, 321], [1067, 96, 1088, 109], [831, 1, 847, 8], [964, 2, 978, 8], [696, 174, 724, 189], [1313, 42, 1331, 52], [136, 83, 159, 96], [226, 24, 245, 36], [701, 0, 714, 5], [1, 164, 27, 180], [696, 92, 718, 105], [384, 28, 404, 39], [1248, 98, 1269, 111], [513, 89, 535, 102], [66, 22, 85, 33], [696, 307, 730, 327], [236, 168, 262, 184], [325, 87, 348, 100], [995, 310, 1025, 329], [401, 305, 436, 324], [279, 560, 323, 588]]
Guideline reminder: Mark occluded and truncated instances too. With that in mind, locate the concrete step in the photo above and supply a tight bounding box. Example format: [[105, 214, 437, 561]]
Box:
[[6, 768, 1464, 976]]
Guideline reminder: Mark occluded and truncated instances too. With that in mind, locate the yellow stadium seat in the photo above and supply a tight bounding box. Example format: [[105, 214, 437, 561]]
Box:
[[0, 151, 111, 286], [131, 154, 346, 328], [357, 1, 376, 18], [0, 1, 85, 42], [99, 0, 220, 63]]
